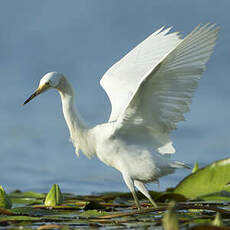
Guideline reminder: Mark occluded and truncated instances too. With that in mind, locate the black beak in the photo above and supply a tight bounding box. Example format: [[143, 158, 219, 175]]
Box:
[[23, 91, 40, 105], [23, 83, 50, 106]]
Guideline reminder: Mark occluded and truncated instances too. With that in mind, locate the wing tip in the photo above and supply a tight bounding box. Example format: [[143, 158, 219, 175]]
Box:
[[155, 25, 182, 42], [193, 23, 220, 35], [158, 142, 176, 154]]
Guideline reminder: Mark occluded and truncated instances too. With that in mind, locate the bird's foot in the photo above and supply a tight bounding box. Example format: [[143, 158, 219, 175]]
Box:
[[150, 200, 158, 208]]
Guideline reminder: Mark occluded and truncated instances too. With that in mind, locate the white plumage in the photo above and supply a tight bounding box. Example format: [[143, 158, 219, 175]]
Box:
[[24, 24, 219, 209]]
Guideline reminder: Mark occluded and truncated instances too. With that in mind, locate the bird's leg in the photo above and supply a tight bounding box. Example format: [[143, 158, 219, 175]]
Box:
[[131, 189, 141, 210], [134, 180, 157, 208], [122, 174, 141, 210]]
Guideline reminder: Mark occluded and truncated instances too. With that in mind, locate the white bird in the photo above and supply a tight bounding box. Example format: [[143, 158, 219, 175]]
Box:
[[24, 24, 219, 210]]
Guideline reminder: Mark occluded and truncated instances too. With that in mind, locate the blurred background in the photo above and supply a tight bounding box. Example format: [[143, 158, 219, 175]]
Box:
[[0, 0, 229, 194]]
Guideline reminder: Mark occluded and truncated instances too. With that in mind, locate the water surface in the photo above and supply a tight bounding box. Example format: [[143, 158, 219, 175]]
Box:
[[0, 0, 230, 195]]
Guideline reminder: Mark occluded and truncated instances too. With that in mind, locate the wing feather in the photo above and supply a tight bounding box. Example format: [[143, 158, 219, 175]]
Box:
[[112, 24, 219, 154], [100, 26, 182, 121]]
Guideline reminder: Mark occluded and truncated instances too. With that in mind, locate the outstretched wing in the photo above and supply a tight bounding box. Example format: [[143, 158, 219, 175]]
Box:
[[112, 24, 219, 154], [100, 27, 182, 122]]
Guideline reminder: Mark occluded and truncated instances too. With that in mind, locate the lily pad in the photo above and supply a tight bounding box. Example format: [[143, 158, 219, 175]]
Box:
[[9, 190, 44, 199], [80, 210, 110, 218], [174, 158, 230, 200], [11, 207, 55, 216], [155, 192, 187, 202]]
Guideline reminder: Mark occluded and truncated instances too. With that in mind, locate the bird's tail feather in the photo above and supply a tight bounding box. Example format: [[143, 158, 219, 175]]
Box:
[[170, 161, 191, 170]]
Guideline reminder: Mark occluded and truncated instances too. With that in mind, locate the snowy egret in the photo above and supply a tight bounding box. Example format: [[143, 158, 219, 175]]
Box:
[[24, 24, 219, 209]]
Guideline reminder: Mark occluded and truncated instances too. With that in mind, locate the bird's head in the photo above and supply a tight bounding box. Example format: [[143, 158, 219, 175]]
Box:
[[23, 72, 64, 105]]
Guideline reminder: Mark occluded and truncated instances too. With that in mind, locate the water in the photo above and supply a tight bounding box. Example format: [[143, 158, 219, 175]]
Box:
[[1, 0, 230, 195]]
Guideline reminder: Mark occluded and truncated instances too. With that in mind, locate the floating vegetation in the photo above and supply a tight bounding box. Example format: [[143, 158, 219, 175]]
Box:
[[44, 184, 63, 207], [174, 158, 230, 200], [0, 186, 12, 209], [1, 158, 230, 229], [192, 161, 199, 174], [212, 212, 223, 227]]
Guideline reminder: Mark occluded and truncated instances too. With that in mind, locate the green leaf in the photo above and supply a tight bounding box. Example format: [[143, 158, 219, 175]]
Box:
[[174, 158, 230, 200], [192, 161, 199, 173], [162, 201, 179, 230], [155, 192, 187, 202], [44, 184, 63, 207], [11, 207, 55, 216], [9, 190, 44, 199], [0, 186, 12, 209], [0, 215, 41, 221], [198, 192, 230, 201], [80, 210, 110, 218], [212, 212, 223, 227]]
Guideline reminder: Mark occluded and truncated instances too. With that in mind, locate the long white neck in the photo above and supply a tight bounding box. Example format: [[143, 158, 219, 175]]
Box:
[[57, 77, 95, 158]]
